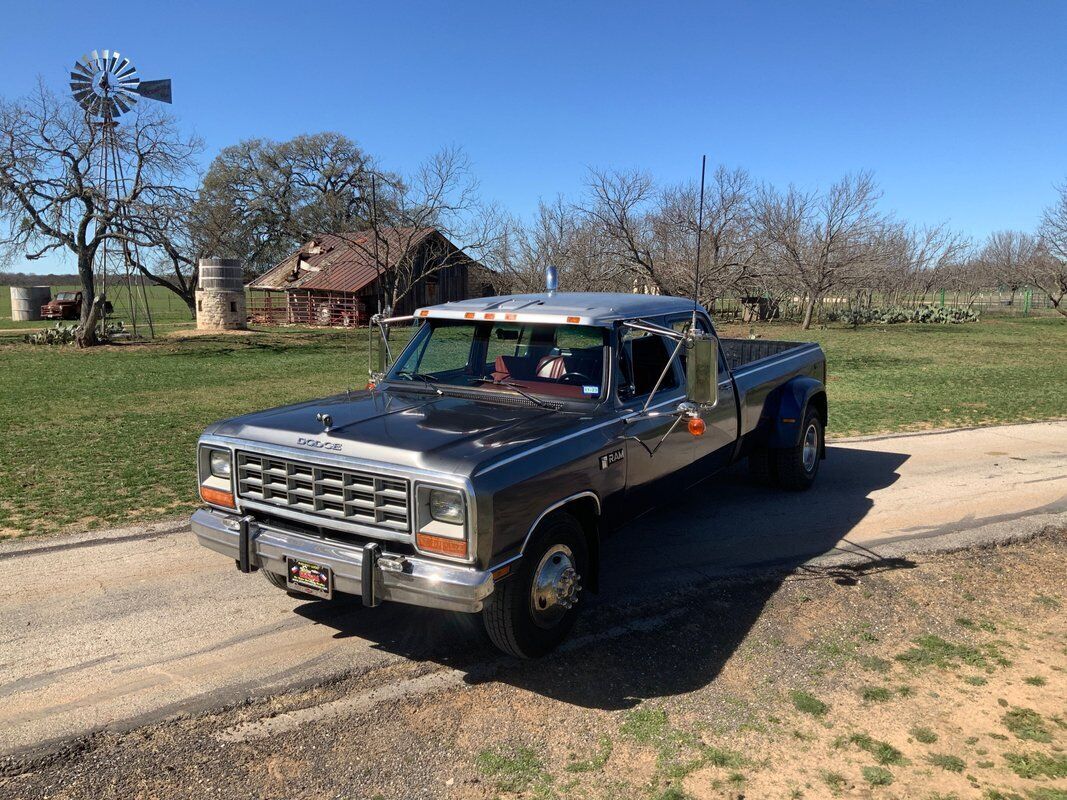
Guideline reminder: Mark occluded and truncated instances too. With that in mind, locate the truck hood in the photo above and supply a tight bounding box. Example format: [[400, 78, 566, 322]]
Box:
[[206, 388, 598, 477]]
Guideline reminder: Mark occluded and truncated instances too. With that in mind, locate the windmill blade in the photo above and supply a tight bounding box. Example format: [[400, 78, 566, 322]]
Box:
[[109, 51, 121, 73], [71, 61, 94, 78], [135, 79, 172, 104], [114, 94, 133, 115], [115, 59, 135, 79]]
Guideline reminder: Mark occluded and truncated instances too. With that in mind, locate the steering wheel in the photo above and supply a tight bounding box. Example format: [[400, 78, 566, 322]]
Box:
[[559, 371, 594, 385]]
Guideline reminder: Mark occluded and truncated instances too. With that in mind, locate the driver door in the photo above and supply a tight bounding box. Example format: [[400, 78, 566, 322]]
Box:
[[616, 323, 692, 514]]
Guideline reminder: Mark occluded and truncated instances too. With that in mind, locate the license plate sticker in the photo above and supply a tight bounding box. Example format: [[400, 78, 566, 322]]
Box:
[[285, 557, 333, 599]]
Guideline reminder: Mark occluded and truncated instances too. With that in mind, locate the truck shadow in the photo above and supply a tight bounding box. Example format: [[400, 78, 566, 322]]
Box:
[[295, 444, 911, 710]]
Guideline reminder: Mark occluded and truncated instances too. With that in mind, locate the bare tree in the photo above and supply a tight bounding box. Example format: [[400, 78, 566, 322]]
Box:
[[979, 230, 1046, 309], [339, 146, 503, 314], [578, 165, 757, 305], [1037, 184, 1067, 317], [0, 84, 200, 345], [754, 172, 886, 328]]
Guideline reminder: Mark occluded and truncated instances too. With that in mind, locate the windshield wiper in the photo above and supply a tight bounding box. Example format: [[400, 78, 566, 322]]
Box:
[[393, 371, 443, 395], [474, 378, 555, 410]]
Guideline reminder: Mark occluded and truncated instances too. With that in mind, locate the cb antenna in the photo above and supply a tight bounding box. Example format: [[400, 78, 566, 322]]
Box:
[[692, 154, 707, 327]]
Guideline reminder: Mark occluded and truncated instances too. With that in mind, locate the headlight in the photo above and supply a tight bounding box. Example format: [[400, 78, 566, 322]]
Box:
[[209, 449, 232, 479], [429, 489, 465, 524]]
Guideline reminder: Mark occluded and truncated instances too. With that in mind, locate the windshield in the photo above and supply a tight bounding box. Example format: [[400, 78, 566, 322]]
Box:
[[387, 319, 607, 401], [55, 292, 78, 301]]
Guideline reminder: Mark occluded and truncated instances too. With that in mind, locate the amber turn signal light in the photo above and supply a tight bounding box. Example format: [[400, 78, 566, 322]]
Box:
[[200, 485, 236, 508], [416, 531, 467, 558], [687, 417, 706, 437]]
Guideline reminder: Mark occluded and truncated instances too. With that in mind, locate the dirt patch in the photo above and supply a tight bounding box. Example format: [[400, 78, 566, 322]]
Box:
[[163, 327, 257, 339], [3, 533, 1065, 800]]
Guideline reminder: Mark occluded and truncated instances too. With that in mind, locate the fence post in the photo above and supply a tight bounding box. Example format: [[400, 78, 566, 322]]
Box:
[[1023, 288, 1032, 316], [939, 288, 945, 307]]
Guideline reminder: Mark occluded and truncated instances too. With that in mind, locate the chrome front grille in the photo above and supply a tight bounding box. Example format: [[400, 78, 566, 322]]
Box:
[[236, 452, 410, 533]]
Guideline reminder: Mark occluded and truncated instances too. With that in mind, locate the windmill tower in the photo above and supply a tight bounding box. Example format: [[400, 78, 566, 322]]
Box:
[[69, 50, 173, 338]]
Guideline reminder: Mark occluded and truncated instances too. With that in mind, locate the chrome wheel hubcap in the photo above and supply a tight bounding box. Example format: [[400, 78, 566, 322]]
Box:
[[802, 422, 819, 472], [530, 544, 581, 628]]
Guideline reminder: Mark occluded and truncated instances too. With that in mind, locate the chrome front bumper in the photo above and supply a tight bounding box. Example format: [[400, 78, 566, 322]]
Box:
[[191, 508, 494, 613]]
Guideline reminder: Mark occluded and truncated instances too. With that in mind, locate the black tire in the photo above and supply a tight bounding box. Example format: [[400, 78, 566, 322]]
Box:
[[772, 407, 823, 490], [482, 512, 588, 659], [748, 446, 776, 484]]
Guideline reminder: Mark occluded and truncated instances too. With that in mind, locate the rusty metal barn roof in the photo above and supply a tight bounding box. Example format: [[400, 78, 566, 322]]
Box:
[[248, 228, 439, 293]]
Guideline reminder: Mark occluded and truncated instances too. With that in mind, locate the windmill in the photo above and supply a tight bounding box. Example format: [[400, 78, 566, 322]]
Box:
[[69, 50, 172, 119], [69, 50, 173, 338]]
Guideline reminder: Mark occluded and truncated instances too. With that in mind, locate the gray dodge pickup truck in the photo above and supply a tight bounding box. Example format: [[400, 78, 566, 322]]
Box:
[[193, 290, 827, 657]]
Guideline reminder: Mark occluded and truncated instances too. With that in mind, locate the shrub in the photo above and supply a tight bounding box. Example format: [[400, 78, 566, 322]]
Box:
[[826, 304, 979, 326]]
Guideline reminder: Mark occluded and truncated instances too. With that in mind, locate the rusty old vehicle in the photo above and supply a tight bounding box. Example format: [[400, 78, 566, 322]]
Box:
[[40, 291, 82, 320], [192, 282, 827, 657]]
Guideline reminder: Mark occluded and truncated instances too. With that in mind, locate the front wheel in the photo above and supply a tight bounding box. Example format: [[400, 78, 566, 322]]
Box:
[[773, 408, 823, 490], [482, 512, 588, 658]]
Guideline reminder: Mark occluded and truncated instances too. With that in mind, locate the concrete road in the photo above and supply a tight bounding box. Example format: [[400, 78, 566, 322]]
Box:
[[1, 421, 1064, 757]]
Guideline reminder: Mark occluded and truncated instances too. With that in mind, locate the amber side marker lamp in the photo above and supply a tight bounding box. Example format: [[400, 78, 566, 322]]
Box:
[[688, 417, 706, 437], [491, 564, 512, 580], [201, 485, 236, 508]]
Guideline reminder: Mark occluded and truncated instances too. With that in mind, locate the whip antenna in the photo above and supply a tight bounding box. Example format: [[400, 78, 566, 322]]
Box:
[[693, 154, 706, 326]]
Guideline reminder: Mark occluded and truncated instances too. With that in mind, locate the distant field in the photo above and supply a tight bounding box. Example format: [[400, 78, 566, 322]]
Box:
[[0, 316, 1064, 536], [0, 283, 196, 332]]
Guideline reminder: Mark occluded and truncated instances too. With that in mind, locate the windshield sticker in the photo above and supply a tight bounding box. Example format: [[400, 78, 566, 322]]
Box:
[[583, 385, 600, 395]]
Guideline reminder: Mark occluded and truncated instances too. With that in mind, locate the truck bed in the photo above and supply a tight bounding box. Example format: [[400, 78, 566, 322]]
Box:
[[720, 338, 813, 372], [719, 338, 826, 440]]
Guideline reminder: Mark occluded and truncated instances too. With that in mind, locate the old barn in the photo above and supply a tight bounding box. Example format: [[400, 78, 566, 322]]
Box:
[[247, 227, 492, 327]]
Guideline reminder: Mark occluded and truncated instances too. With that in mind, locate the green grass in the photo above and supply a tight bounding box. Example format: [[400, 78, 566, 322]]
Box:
[[861, 686, 894, 702], [620, 708, 670, 743], [475, 745, 547, 792], [790, 690, 829, 716], [822, 771, 847, 793], [895, 635, 1009, 671], [1, 283, 197, 333], [1001, 708, 1053, 743], [720, 316, 1067, 436], [0, 329, 398, 535], [1025, 789, 1067, 800], [1023, 676, 1047, 687], [1003, 751, 1067, 780], [846, 733, 908, 766], [861, 765, 894, 786], [927, 753, 966, 773], [1, 315, 1065, 535], [911, 726, 939, 744]]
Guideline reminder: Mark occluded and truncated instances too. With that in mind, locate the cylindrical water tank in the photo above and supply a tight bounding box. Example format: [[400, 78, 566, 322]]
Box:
[[196, 257, 248, 331], [198, 258, 244, 292], [10, 286, 52, 321]]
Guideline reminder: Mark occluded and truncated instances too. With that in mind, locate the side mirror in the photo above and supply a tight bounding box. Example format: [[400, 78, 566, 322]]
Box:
[[686, 337, 719, 407]]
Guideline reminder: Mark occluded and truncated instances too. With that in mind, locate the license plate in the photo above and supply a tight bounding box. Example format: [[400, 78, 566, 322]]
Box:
[[285, 557, 333, 599]]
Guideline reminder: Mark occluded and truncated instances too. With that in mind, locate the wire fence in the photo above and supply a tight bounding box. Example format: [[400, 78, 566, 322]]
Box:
[[710, 287, 1056, 323]]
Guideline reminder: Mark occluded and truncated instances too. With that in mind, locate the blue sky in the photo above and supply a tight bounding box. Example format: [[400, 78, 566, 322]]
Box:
[[2, 0, 1064, 273]]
